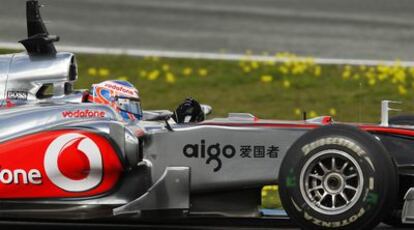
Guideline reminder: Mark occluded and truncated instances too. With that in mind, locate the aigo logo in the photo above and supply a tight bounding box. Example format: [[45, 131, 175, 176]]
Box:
[[44, 133, 103, 192]]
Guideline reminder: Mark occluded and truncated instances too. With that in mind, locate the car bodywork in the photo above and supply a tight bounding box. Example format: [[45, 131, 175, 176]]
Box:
[[2, 95, 414, 222], [2, 0, 414, 226]]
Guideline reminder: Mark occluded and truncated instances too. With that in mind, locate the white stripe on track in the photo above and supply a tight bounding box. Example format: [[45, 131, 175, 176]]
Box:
[[1, 41, 413, 67]]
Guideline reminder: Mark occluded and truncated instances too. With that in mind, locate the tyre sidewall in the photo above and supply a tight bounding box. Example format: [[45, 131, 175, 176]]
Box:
[[279, 125, 397, 229]]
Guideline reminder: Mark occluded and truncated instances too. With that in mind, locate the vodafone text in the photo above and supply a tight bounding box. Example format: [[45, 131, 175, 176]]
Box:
[[62, 109, 105, 118], [0, 167, 42, 185], [104, 83, 135, 96]]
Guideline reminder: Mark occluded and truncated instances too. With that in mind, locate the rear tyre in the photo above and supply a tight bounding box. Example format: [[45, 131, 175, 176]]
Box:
[[279, 124, 398, 229]]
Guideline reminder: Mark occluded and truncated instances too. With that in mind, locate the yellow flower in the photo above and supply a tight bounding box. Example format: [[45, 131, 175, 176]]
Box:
[[353, 74, 360, 80], [329, 108, 337, 116], [117, 76, 128, 81], [98, 68, 110, 77], [88, 67, 97, 76], [368, 78, 376, 86], [304, 57, 315, 66], [243, 66, 251, 73], [309, 110, 318, 118], [359, 65, 366, 71], [398, 85, 407, 95], [165, 72, 176, 84], [314, 66, 321, 77], [394, 70, 406, 83], [139, 70, 147, 78], [393, 59, 402, 67], [198, 68, 208, 77], [152, 56, 160, 62], [183, 67, 192, 76], [285, 60, 293, 67], [279, 66, 289, 74], [251, 61, 259, 69], [342, 70, 351, 80], [162, 64, 170, 71], [294, 108, 301, 116], [378, 73, 387, 81], [409, 67, 414, 77], [261, 75, 273, 83], [148, 70, 160, 80], [283, 80, 291, 88], [292, 64, 305, 75], [377, 64, 390, 74], [275, 52, 285, 58]]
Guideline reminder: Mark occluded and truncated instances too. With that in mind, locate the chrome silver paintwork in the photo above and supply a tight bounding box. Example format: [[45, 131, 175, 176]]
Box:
[[0, 103, 118, 142], [144, 123, 307, 192], [0, 54, 13, 102], [0, 52, 77, 105], [402, 188, 414, 223], [113, 166, 190, 215]]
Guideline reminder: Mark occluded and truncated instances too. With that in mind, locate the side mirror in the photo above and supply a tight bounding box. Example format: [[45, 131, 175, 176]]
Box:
[[201, 104, 212, 116]]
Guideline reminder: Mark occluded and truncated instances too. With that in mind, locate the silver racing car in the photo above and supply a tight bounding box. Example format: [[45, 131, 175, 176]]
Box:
[[1, 1, 414, 229]]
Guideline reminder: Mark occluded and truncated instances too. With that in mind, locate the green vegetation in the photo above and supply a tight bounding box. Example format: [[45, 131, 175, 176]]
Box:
[[262, 185, 282, 209]]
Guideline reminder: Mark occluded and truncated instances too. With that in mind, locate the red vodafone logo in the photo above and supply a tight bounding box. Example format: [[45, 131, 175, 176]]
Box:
[[61, 109, 106, 118], [0, 130, 122, 198], [44, 133, 103, 192], [104, 83, 137, 96]]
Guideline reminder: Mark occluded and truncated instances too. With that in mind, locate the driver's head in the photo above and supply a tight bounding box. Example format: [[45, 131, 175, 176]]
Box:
[[88, 80, 142, 121]]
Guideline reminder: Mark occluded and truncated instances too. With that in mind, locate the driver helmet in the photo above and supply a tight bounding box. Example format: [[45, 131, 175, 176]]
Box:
[[88, 80, 142, 121]]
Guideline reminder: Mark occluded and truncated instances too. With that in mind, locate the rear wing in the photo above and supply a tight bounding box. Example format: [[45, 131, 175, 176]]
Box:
[[19, 0, 59, 56]]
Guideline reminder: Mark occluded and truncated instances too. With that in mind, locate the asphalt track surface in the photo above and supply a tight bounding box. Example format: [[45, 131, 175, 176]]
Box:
[[1, 0, 414, 60], [0, 217, 407, 230]]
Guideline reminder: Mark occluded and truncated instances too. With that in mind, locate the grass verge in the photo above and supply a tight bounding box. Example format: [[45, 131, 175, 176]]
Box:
[[2, 49, 414, 123]]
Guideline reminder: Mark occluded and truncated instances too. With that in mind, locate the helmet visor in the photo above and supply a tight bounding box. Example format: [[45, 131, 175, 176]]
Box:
[[115, 96, 143, 119]]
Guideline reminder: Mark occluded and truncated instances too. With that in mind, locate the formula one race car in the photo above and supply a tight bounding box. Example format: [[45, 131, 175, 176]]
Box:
[[2, 1, 414, 229]]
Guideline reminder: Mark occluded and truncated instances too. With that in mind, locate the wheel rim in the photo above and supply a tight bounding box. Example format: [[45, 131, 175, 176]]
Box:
[[299, 149, 364, 215]]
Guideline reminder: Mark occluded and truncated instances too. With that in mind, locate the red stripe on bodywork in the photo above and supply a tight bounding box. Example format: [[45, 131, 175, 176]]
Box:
[[200, 122, 320, 129], [201, 122, 414, 137], [360, 125, 414, 137]]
